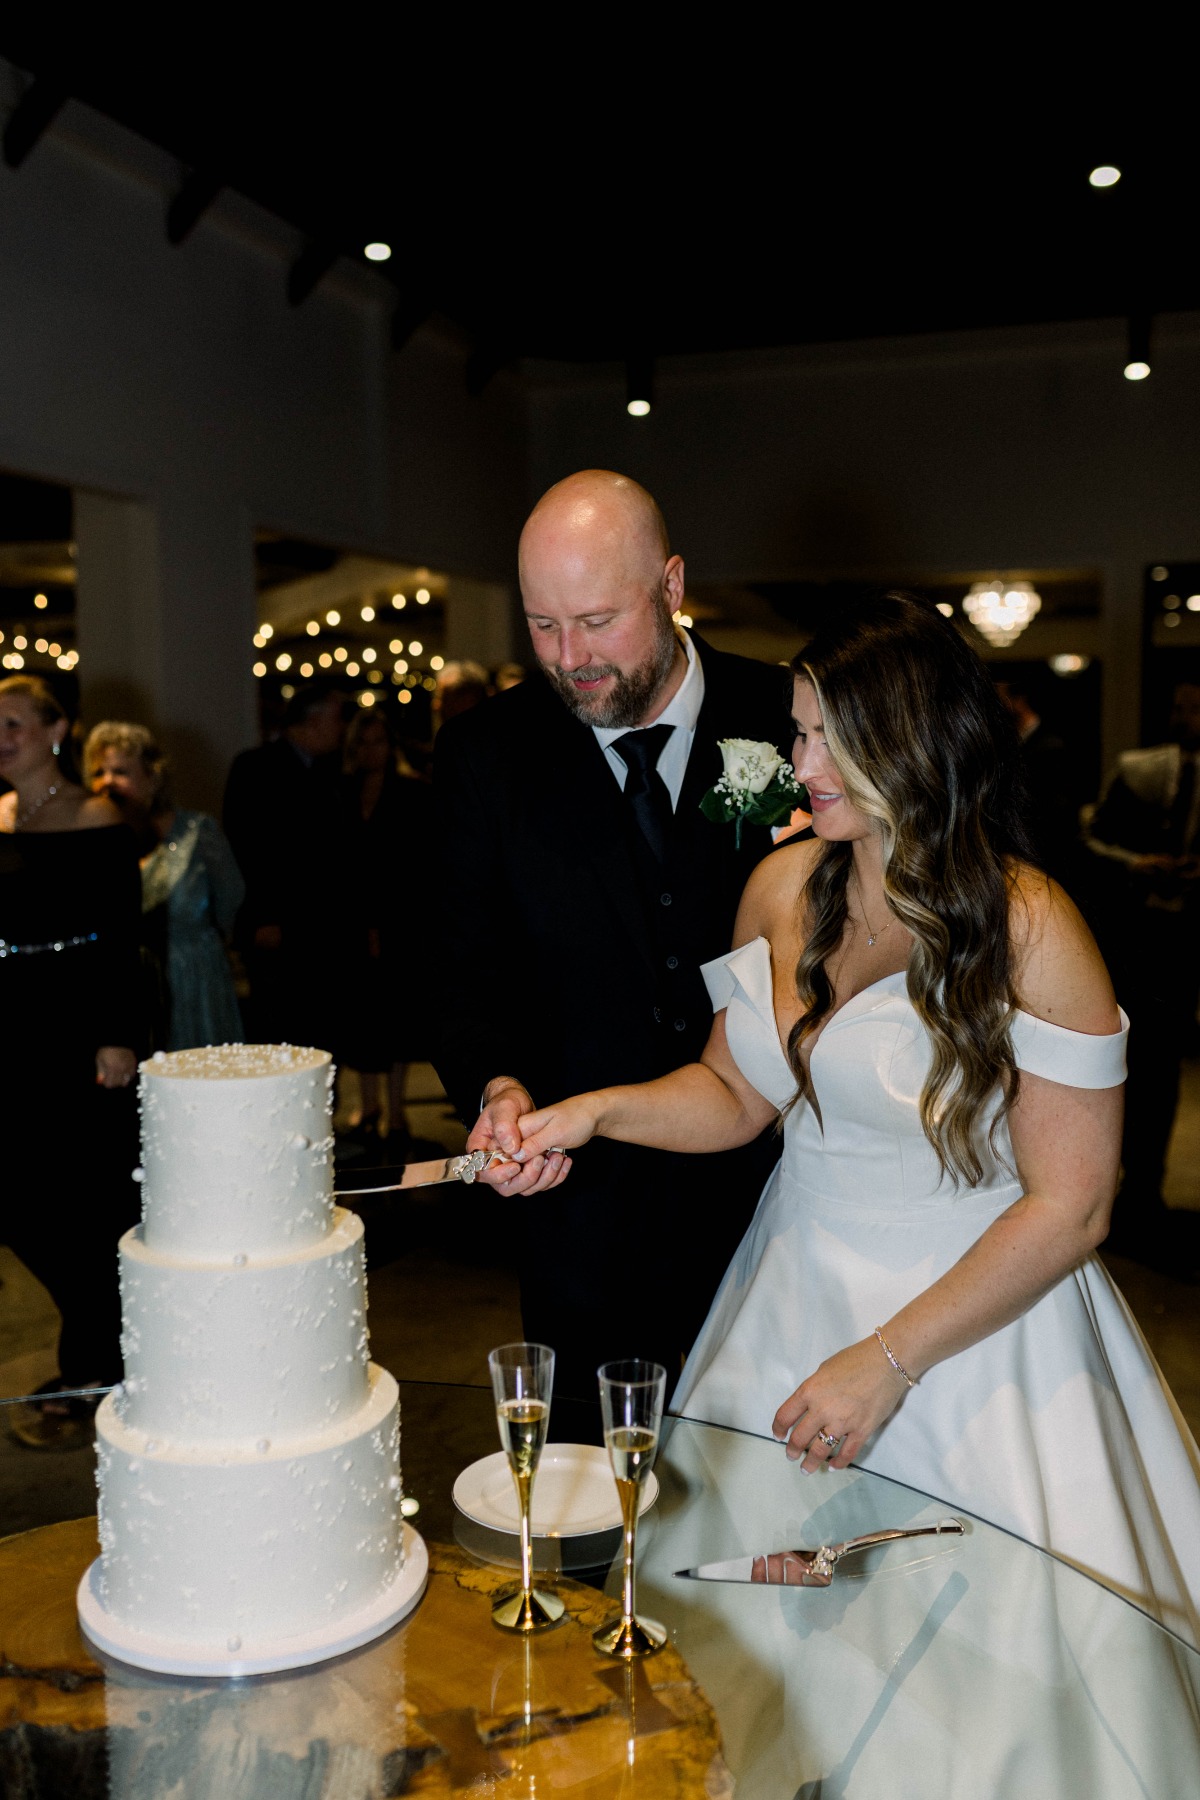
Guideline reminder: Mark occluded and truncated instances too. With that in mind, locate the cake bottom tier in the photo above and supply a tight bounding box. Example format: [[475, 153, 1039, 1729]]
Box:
[[87, 1364, 403, 1657]]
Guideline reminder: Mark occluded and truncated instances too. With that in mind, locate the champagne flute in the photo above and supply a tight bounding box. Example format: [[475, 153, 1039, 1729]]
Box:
[[488, 1342, 565, 1632], [593, 1359, 667, 1658]]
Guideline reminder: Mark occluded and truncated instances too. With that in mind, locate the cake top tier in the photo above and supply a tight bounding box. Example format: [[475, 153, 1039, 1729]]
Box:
[[139, 1044, 335, 1260], [144, 1044, 329, 1082]]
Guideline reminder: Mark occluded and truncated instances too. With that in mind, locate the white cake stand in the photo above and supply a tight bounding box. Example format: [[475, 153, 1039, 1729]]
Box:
[[76, 1522, 428, 1678]]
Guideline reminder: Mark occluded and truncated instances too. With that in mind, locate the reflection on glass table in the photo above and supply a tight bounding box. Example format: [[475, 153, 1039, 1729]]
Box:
[[1, 1380, 1197, 1799]]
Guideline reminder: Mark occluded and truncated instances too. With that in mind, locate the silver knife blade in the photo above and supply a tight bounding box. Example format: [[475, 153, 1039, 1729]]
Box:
[[336, 1149, 520, 1197]]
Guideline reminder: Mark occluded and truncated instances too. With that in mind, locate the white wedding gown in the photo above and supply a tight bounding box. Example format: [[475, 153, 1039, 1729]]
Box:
[[674, 936, 1200, 1649]]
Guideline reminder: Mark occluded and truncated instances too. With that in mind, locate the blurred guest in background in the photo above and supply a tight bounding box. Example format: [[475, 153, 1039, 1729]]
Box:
[[433, 659, 490, 729], [995, 675, 1085, 888], [223, 680, 350, 1050], [494, 662, 526, 692], [86, 722, 244, 1050], [1084, 677, 1200, 1273], [339, 706, 436, 1154], [0, 676, 143, 1448]]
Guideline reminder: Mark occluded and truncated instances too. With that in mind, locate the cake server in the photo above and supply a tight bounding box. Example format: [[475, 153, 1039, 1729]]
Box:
[[675, 1519, 965, 1587]]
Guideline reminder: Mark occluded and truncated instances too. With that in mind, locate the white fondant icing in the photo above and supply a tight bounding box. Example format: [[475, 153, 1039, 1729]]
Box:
[[116, 1209, 370, 1442], [87, 1042, 409, 1673], [95, 1369, 402, 1645], [138, 1044, 334, 1257]]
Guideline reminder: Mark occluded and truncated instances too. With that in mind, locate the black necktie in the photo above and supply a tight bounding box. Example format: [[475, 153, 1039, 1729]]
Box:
[[613, 724, 675, 866]]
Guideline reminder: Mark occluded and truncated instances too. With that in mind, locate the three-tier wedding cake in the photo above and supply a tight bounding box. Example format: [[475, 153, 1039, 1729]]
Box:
[[77, 1043, 426, 1676]]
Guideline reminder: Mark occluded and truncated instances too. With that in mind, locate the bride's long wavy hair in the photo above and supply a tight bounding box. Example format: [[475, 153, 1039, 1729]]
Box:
[[787, 592, 1035, 1185]]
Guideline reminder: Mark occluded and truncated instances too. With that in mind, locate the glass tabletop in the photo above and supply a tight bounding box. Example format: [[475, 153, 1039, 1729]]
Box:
[[2, 1378, 1198, 1798]]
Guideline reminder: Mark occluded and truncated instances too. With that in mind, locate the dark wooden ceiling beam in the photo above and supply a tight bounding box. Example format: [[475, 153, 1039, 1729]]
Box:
[[3, 77, 68, 169], [166, 169, 225, 246]]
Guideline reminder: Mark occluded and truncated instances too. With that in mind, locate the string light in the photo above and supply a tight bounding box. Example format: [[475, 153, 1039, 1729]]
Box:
[[326, 610, 341, 626], [346, 661, 360, 677], [362, 646, 377, 663], [260, 623, 274, 640], [361, 605, 375, 621], [300, 661, 314, 677], [14, 635, 27, 650], [306, 620, 320, 636], [393, 658, 408, 674], [430, 654, 445, 670], [333, 647, 348, 662], [56, 654, 72, 669], [318, 652, 333, 668], [359, 690, 377, 707], [398, 689, 412, 705], [1088, 165, 1121, 188], [253, 632, 266, 648], [392, 594, 406, 609], [34, 638, 47, 653], [416, 588, 430, 604], [364, 242, 392, 262], [48, 642, 60, 656], [389, 639, 403, 653], [275, 652, 292, 671], [34, 593, 48, 609], [408, 640, 423, 655], [252, 662, 267, 678]]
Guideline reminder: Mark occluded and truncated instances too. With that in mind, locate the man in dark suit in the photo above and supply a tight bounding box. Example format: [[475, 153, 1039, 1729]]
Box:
[[223, 680, 350, 1049], [434, 471, 792, 1403]]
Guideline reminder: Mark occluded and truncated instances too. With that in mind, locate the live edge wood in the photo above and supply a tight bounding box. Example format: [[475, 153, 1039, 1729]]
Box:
[[0, 1517, 729, 1798]]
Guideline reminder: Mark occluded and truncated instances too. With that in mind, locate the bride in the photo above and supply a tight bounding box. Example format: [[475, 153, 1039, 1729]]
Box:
[[500, 591, 1200, 1647]]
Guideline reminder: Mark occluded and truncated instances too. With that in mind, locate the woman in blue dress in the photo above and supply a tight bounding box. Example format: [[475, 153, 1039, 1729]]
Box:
[[85, 723, 244, 1050]]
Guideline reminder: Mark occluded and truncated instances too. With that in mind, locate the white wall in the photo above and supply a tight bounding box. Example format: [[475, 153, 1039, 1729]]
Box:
[[0, 66, 527, 808], [527, 319, 1200, 768]]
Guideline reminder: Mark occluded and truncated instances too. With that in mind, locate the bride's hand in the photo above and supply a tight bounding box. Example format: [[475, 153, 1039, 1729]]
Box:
[[772, 1337, 912, 1472], [512, 1095, 602, 1190]]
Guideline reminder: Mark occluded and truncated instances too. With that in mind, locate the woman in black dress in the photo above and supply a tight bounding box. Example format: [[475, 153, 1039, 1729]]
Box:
[[0, 676, 143, 1448]]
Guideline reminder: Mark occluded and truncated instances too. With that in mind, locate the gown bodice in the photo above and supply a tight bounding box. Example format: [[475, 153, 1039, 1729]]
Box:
[[706, 936, 1128, 1213]]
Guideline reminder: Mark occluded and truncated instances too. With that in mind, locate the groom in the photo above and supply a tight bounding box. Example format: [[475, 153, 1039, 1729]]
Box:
[[433, 470, 792, 1403]]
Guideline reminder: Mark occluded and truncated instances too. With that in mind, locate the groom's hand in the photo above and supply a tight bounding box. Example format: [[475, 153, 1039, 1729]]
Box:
[[468, 1078, 570, 1196]]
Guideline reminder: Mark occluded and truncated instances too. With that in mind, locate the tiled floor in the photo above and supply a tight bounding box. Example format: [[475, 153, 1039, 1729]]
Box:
[[2, 1063, 1197, 1539]]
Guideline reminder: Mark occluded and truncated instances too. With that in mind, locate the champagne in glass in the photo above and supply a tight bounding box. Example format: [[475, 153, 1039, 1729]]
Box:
[[488, 1342, 565, 1633], [594, 1359, 667, 1659]]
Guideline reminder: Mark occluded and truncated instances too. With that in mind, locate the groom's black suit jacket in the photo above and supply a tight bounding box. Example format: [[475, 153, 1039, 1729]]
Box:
[[433, 635, 792, 1398]]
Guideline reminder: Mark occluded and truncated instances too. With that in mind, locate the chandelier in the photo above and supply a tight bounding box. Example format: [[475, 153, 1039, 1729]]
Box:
[[962, 578, 1042, 648]]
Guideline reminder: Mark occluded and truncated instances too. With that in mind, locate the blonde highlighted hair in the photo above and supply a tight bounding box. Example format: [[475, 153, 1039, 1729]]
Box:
[[787, 592, 1035, 1185]]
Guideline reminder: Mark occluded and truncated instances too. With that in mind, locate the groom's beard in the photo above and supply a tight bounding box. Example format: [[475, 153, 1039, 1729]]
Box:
[[544, 614, 681, 730]]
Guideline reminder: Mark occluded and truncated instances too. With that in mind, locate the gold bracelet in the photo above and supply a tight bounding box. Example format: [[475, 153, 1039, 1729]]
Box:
[[874, 1326, 917, 1388]]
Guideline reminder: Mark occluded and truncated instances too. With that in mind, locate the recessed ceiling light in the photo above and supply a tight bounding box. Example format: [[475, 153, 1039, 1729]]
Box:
[[364, 242, 392, 262], [627, 398, 651, 417], [1124, 360, 1151, 381], [1089, 165, 1121, 189]]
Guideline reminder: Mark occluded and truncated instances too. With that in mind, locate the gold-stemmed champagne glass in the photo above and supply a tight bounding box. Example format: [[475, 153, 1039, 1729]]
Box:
[[488, 1342, 565, 1633], [593, 1359, 667, 1658]]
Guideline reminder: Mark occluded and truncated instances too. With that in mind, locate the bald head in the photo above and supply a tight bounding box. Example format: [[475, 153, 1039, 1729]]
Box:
[[519, 471, 687, 728]]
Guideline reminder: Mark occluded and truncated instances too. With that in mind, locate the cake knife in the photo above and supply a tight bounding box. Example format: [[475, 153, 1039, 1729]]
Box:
[[336, 1147, 531, 1196], [675, 1519, 965, 1586]]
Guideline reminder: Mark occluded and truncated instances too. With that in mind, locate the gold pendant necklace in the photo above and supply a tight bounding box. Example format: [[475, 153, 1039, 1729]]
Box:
[[854, 878, 894, 948]]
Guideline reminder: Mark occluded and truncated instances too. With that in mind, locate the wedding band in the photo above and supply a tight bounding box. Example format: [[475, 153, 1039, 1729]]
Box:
[[815, 1430, 841, 1450]]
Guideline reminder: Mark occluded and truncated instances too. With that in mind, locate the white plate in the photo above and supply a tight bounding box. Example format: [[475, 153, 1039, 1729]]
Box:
[[453, 1445, 659, 1538]]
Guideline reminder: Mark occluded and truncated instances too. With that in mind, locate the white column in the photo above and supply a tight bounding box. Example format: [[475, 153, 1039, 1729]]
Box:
[[74, 487, 259, 813]]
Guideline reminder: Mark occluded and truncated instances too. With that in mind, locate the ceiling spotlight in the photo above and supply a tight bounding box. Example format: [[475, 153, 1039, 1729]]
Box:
[[626, 352, 654, 417], [1124, 361, 1150, 382], [1188, 596, 1200, 612], [364, 242, 392, 262], [1088, 165, 1121, 189]]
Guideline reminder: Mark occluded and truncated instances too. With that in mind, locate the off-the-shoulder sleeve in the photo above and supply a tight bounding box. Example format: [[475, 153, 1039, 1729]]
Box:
[[1010, 1008, 1129, 1089], [701, 952, 738, 1012]]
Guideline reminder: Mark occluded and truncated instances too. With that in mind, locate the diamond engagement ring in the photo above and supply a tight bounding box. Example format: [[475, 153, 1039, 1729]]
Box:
[[815, 1430, 841, 1450]]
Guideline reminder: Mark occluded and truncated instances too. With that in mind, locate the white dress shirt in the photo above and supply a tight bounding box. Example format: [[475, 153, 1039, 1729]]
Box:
[[592, 631, 705, 810]]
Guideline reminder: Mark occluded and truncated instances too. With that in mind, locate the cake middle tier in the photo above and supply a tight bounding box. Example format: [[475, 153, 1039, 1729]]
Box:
[[117, 1208, 371, 1443]]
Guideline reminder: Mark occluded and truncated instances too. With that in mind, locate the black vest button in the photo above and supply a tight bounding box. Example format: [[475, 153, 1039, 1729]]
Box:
[[673, 1018, 687, 1031], [665, 954, 679, 970], [660, 892, 672, 906]]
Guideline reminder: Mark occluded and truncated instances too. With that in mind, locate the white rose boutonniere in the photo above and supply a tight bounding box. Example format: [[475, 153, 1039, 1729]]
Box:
[[700, 738, 805, 847]]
